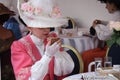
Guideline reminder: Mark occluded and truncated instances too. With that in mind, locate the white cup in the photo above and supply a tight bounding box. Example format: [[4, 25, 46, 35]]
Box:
[[88, 58, 102, 72], [113, 65, 120, 72]]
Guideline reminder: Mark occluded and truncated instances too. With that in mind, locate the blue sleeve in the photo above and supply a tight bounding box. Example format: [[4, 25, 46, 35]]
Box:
[[4, 22, 22, 40]]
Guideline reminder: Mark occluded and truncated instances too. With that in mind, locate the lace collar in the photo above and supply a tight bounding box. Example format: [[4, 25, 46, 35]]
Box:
[[30, 34, 44, 46]]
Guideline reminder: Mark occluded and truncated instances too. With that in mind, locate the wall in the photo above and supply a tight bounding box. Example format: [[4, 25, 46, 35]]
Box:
[[57, 0, 113, 28]]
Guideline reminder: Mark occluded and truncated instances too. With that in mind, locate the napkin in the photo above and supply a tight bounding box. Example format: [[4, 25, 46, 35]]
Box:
[[108, 74, 119, 80], [97, 68, 120, 79]]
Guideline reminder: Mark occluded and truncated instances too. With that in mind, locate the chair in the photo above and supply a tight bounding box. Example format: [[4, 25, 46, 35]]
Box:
[[82, 46, 107, 72], [106, 43, 120, 65], [61, 44, 84, 73], [66, 17, 76, 29], [105, 48, 109, 57]]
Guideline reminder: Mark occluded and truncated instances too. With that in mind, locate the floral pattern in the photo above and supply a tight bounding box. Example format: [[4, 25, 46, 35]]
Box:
[[21, 2, 61, 18]]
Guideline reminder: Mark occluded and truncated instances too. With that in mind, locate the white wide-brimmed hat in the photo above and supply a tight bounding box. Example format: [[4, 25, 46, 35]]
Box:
[[17, 0, 68, 28]]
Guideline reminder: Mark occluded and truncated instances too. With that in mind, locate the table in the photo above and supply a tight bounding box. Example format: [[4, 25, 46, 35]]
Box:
[[56, 28, 105, 54], [63, 71, 119, 80], [60, 35, 101, 54]]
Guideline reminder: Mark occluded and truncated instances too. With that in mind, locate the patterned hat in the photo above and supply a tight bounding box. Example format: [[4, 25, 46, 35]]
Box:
[[17, 0, 68, 28]]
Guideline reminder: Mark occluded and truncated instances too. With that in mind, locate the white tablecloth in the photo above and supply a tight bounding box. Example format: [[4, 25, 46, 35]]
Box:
[[63, 72, 118, 80], [60, 35, 101, 54]]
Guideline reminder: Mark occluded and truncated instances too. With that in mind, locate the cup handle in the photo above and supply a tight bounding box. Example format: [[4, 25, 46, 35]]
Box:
[[88, 61, 95, 72], [97, 62, 101, 68]]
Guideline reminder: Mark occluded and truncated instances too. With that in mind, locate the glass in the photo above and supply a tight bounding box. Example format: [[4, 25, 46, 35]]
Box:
[[92, 58, 103, 75], [95, 58, 102, 72], [104, 57, 112, 69]]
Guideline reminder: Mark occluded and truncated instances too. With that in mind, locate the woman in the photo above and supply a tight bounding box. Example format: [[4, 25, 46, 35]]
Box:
[[11, 0, 80, 80], [92, 0, 120, 65], [90, 0, 120, 40]]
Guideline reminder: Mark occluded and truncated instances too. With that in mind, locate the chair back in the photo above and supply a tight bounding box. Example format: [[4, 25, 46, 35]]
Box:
[[61, 44, 84, 73], [106, 48, 109, 57], [106, 43, 120, 65], [66, 17, 76, 29]]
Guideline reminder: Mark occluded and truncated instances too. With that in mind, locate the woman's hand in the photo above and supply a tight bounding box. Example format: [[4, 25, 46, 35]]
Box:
[[45, 38, 61, 57], [92, 19, 101, 28]]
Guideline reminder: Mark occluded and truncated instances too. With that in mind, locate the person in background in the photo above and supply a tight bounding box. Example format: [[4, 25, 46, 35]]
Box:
[[0, 3, 16, 52], [82, 0, 120, 72], [0, 3, 17, 80], [0, 2, 22, 40], [3, 15, 22, 40], [90, 0, 120, 40], [11, 0, 80, 80], [0, 0, 28, 37], [91, 0, 120, 64]]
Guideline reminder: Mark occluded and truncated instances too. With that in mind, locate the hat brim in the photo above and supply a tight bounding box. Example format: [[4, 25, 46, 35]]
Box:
[[18, 0, 68, 28], [0, 11, 15, 16], [0, 3, 15, 16]]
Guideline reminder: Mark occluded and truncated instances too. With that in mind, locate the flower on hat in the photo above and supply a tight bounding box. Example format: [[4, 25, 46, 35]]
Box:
[[21, 2, 61, 18], [52, 6, 61, 17], [34, 7, 43, 15], [107, 21, 120, 47], [21, 3, 33, 13], [21, 2, 42, 15]]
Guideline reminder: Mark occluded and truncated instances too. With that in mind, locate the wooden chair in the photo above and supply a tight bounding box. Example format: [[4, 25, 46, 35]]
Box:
[[61, 44, 84, 73]]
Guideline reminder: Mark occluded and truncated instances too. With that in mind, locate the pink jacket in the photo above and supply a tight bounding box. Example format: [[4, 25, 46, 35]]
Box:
[[11, 34, 67, 80]]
